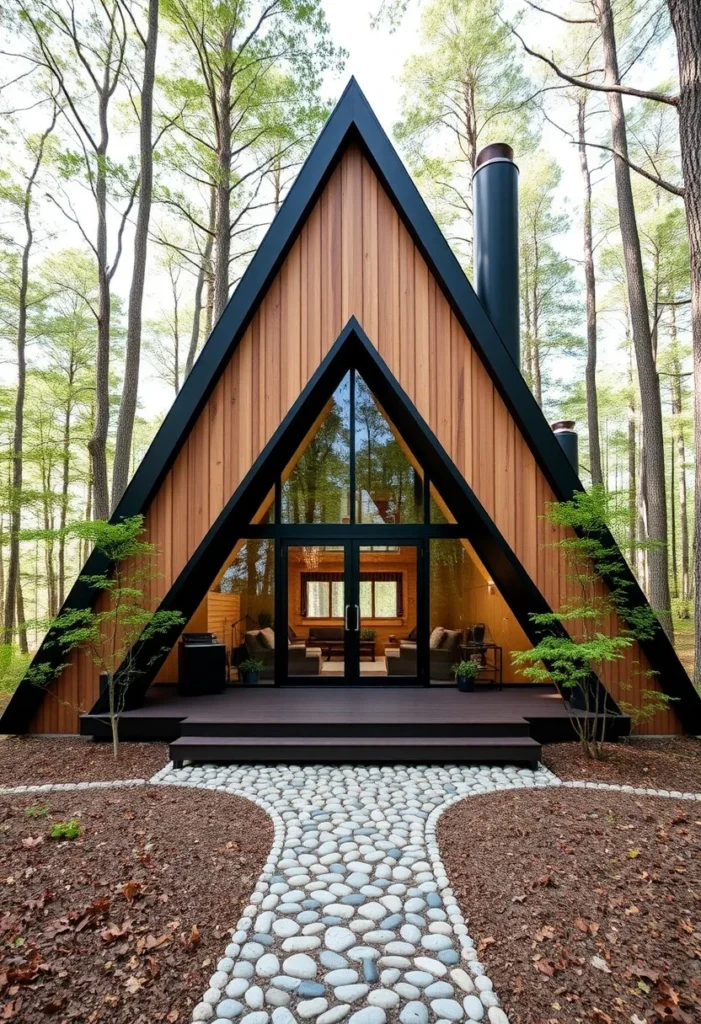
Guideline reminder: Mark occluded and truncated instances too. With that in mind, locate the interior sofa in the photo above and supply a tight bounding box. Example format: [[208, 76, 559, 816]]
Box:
[[386, 626, 462, 680], [244, 628, 322, 678], [307, 626, 345, 659]]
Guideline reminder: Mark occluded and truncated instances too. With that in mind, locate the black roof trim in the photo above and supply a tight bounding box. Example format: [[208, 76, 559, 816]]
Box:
[[3, 77, 698, 733]]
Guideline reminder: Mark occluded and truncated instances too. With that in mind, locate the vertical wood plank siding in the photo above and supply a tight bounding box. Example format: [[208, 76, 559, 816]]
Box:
[[30, 145, 681, 735]]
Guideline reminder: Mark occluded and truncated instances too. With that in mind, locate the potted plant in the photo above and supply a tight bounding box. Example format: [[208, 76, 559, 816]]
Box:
[[239, 657, 265, 684], [452, 658, 479, 693], [360, 627, 376, 641]]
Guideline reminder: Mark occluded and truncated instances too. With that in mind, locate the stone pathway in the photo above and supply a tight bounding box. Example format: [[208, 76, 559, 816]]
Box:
[[153, 761, 558, 1024]]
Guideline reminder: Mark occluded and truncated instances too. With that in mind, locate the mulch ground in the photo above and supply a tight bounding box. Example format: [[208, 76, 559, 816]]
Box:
[[439, 788, 701, 1024], [0, 738, 169, 787], [0, 786, 272, 1023], [543, 737, 701, 792]]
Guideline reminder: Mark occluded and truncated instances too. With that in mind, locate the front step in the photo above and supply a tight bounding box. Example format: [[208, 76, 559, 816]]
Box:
[[169, 733, 541, 768], [177, 718, 532, 739]]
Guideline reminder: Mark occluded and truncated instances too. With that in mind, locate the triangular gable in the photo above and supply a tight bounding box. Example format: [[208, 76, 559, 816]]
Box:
[[87, 319, 582, 713], [2, 77, 699, 733]]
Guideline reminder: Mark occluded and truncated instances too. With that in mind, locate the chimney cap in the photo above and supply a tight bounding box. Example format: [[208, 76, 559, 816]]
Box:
[[475, 142, 514, 168], [551, 420, 576, 433]]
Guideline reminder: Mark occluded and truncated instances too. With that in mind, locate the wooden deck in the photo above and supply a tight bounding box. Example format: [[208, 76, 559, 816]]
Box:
[[80, 684, 630, 768]]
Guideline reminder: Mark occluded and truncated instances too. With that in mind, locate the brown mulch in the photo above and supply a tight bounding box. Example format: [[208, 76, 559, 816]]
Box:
[[0, 738, 169, 787], [0, 786, 272, 1023], [439, 788, 701, 1024], [543, 737, 701, 792]]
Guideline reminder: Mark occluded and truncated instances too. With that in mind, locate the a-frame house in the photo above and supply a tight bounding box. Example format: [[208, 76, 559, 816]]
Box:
[[2, 79, 698, 765]]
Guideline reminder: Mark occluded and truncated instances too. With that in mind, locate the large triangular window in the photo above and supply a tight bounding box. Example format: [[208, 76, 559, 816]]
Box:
[[278, 370, 423, 526]]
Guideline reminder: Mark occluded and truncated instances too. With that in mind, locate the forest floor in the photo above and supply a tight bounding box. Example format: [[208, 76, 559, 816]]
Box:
[[0, 786, 272, 1023], [440, 787, 701, 1024], [0, 737, 170, 786], [542, 736, 701, 791]]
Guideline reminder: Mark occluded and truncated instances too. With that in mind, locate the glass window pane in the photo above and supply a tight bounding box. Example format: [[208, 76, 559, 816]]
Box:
[[374, 581, 397, 617], [307, 582, 329, 617], [281, 373, 351, 523], [429, 483, 454, 524], [355, 374, 423, 524], [359, 580, 372, 618], [331, 581, 344, 618]]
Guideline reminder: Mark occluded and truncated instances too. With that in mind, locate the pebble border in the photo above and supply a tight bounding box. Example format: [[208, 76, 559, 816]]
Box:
[[2, 759, 701, 1024]]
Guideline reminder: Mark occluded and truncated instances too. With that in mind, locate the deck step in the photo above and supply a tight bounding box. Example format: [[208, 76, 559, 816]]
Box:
[[169, 733, 541, 767], [176, 718, 532, 739]]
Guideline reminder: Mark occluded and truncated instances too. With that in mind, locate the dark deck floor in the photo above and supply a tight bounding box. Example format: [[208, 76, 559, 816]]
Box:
[[80, 684, 629, 767]]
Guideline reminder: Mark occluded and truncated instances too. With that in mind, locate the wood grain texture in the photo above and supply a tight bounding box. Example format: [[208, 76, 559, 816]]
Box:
[[31, 143, 682, 735]]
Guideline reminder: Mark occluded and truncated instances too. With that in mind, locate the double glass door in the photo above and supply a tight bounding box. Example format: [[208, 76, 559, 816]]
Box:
[[279, 538, 424, 684]]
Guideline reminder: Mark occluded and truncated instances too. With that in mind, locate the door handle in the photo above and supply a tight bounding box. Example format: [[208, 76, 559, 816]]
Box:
[[354, 605, 360, 632], [345, 605, 350, 631]]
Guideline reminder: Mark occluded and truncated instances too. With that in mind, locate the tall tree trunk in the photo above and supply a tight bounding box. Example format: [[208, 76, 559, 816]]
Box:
[[593, 0, 672, 637], [577, 93, 603, 486], [88, 85, 113, 522], [111, 0, 159, 510], [185, 185, 216, 380], [670, 310, 690, 610], [670, 432, 678, 599], [213, 32, 233, 323], [16, 582, 27, 655], [667, 0, 701, 673], [4, 111, 56, 645], [58, 370, 74, 609], [627, 350, 636, 566]]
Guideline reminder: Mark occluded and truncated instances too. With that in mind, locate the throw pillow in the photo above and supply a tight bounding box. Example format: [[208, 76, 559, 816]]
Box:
[[258, 627, 275, 650], [429, 626, 445, 649]]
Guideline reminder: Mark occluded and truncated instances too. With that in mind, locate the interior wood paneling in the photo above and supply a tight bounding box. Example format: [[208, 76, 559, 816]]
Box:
[[31, 142, 682, 735]]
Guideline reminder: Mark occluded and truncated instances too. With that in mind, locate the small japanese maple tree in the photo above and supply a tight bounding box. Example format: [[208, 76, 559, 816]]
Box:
[[29, 516, 184, 759], [512, 486, 671, 759]]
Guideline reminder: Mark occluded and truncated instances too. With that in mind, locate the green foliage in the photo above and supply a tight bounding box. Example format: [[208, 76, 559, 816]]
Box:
[[360, 628, 376, 641], [49, 818, 81, 840], [512, 486, 665, 758], [28, 516, 185, 759], [618, 689, 677, 731], [0, 644, 32, 703], [452, 659, 479, 679], [25, 804, 49, 818], [239, 657, 264, 674]]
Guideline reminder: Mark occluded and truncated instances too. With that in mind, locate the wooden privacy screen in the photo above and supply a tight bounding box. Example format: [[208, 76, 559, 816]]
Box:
[[30, 142, 682, 734]]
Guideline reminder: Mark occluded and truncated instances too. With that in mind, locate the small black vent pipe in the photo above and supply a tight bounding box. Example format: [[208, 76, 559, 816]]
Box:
[[472, 142, 520, 367], [551, 420, 579, 472]]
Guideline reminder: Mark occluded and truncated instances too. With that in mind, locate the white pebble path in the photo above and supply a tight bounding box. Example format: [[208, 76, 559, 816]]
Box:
[[151, 761, 561, 1024], [4, 762, 701, 1024]]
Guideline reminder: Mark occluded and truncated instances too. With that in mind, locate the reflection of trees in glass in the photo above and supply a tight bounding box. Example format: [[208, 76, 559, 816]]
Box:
[[430, 539, 468, 630], [219, 540, 274, 626], [281, 375, 351, 523], [355, 376, 422, 523]]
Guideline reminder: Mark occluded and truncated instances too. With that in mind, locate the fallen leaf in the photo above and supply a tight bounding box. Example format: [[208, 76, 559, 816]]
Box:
[[186, 925, 200, 948], [590, 955, 611, 974], [124, 976, 144, 995], [627, 848, 641, 858], [21, 836, 43, 849], [121, 881, 144, 903]]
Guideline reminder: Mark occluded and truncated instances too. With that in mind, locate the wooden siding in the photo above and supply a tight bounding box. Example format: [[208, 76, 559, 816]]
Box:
[[30, 143, 682, 735]]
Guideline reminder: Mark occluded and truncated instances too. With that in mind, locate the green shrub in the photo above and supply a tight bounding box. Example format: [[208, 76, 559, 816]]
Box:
[[49, 818, 81, 840], [25, 805, 49, 818]]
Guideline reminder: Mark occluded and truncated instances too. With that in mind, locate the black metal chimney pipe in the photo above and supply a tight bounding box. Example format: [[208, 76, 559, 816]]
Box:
[[473, 143, 520, 367], [551, 420, 579, 472]]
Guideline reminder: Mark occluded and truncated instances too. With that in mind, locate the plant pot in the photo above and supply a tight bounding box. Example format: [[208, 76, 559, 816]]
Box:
[[456, 675, 475, 693], [241, 670, 260, 684]]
